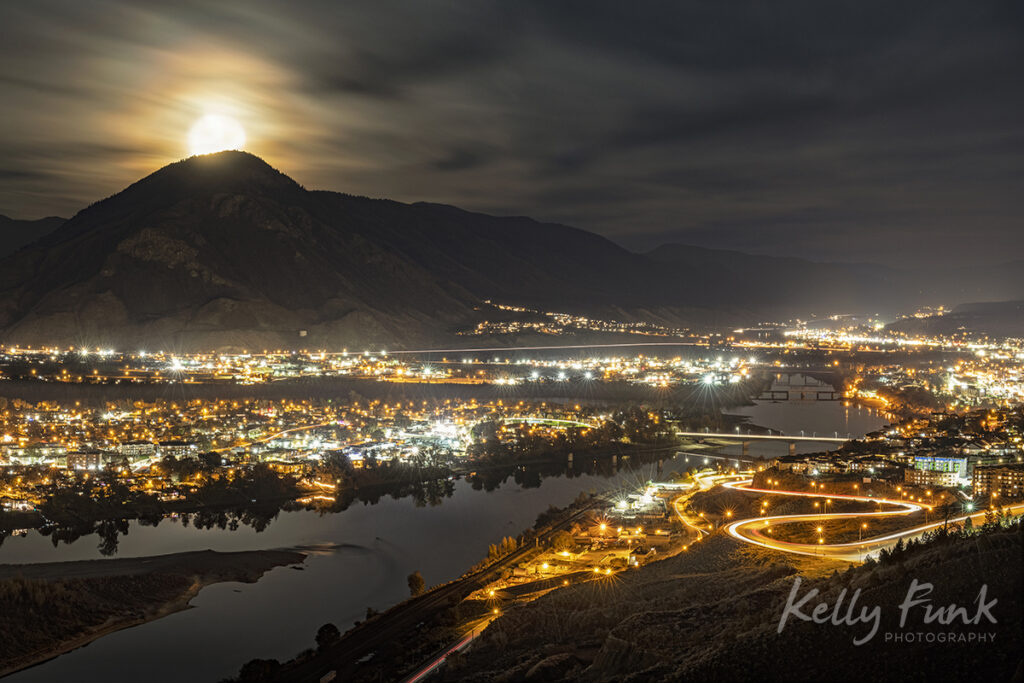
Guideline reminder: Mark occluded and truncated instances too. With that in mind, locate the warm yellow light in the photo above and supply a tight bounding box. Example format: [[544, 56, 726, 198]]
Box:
[[188, 114, 246, 155]]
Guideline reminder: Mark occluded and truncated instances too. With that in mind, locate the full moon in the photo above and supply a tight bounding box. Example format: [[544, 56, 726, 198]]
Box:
[[187, 114, 246, 156]]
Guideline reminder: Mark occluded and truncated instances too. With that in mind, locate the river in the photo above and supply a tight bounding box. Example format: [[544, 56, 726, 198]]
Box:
[[2, 399, 887, 682]]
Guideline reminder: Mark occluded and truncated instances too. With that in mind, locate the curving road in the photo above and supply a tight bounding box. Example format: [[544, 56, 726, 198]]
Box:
[[667, 470, 749, 543], [721, 479, 1024, 562]]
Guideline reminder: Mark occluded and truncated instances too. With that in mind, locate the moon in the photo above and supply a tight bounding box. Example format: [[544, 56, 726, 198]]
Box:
[[187, 114, 246, 156]]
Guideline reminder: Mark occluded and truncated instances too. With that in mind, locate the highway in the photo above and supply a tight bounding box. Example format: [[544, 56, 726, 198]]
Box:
[[381, 342, 701, 354], [404, 615, 496, 683], [666, 470, 747, 542], [721, 479, 1024, 562]]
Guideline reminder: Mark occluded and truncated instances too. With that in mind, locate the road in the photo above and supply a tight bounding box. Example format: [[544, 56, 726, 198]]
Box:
[[665, 470, 747, 542], [403, 614, 498, 683], [722, 479, 1024, 562], [210, 421, 334, 453], [279, 499, 603, 682]]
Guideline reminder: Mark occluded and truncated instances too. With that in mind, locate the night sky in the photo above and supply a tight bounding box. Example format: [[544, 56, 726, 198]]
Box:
[[1, 1, 1022, 266]]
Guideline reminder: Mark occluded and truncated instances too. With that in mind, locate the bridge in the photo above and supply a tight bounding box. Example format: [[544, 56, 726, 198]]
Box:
[[757, 372, 841, 401], [676, 430, 849, 456]]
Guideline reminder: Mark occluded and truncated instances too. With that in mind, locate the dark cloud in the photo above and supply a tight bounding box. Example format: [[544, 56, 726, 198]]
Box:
[[431, 148, 492, 173], [0, 0, 1021, 266]]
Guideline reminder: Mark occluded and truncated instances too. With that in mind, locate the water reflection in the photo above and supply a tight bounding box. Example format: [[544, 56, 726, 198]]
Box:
[[2, 400, 880, 560], [4, 448, 678, 560]]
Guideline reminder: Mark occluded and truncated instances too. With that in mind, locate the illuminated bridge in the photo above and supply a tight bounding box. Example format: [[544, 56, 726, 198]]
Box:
[[676, 430, 850, 456], [676, 431, 848, 443]]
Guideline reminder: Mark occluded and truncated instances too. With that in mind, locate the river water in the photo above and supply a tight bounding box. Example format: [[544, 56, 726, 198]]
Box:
[[3, 399, 887, 682], [721, 399, 890, 457]]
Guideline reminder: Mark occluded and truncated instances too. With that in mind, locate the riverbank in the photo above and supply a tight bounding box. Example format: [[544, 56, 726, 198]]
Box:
[[0, 548, 305, 677]]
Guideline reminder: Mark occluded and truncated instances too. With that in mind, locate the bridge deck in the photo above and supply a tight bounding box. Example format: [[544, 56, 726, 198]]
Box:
[[676, 431, 848, 442]]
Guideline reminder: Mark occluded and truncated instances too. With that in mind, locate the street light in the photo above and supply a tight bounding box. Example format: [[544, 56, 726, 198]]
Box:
[[859, 523, 867, 541]]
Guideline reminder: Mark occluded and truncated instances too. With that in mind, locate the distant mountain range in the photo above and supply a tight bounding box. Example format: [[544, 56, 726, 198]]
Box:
[[0, 151, 1020, 351], [888, 299, 1024, 338], [0, 214, 65, 259]]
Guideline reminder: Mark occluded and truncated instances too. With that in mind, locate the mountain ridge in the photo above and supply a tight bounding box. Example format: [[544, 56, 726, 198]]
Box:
[[0, 214, 65, 260], [0, 151, 1021, 351]]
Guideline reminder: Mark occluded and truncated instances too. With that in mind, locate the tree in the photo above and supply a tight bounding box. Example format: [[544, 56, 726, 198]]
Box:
[[499, 536, 518, 555], [315, 622, 340, 650], [550, 530, 574, 552], [408, 570, 426, 596]]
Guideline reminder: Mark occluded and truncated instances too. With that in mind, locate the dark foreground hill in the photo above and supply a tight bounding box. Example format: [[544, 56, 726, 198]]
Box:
[[443, 523, 1022, 682]]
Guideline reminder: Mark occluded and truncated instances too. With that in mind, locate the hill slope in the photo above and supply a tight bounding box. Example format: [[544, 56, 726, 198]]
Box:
[[0, 214, 64, 259], [888, 299, 1024, 338], [446, 524, 1022, 682]]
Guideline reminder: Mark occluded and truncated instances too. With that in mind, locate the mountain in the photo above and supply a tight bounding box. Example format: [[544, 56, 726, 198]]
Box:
[[0, 151, 1020, 351], [887, 299, 1024, 338], [0, 153, 486, 351], [0, 214, 65, 259], [0, 152, 766, 351]]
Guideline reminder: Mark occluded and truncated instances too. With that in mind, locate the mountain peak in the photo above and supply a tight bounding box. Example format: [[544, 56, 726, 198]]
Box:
[[36, 150, 306, 250], [90, 150, 300, 211], [135, 150, 303, 197]]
